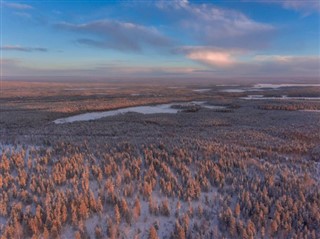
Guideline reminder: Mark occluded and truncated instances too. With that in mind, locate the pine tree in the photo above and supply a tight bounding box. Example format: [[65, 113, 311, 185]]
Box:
[[148, 225, 159, 239], [62, 205, 68, 223], [74, 231, 81, 239], [43, 226, 49, 239], [114, 204, 121, 225], [161, 199, 170, 216], [270, 220, 278, 236], [133, 197, 141, 220], [79, 200, 89, 219], [95, 225, 103, 239], [235, 203, 240, 218]]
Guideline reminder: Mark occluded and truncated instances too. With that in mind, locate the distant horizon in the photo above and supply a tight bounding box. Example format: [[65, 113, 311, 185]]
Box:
[[1, 76, 320, 85], [1, 0, 320, 80]]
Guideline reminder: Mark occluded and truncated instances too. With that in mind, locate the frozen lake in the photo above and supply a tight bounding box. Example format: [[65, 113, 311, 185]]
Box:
[[192, 88, 211, 92], [63, 87, 118, 91], [241, 95, 320, 100], [220, 83, 320, 93], [301, 110, 320, 113], [54, 101, 225, 124], [220, 89, 246, 93], [253, 84, 320, 89]]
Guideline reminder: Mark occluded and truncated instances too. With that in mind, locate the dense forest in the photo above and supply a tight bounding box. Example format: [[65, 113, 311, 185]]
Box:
[[0, 137, 319, 238]]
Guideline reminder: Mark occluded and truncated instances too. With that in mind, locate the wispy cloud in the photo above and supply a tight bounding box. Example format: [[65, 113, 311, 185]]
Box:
[[0, 58, 20, 65], [230, 54, 319, 77], [281, 0, 320, 12], [3, 2, 33, 10], [254, 54, 320, 69], [244, 0, 320, 15], [1, 45, 48, 52], [13, 12, 32, 18], [56, 20, 171, 52], [55, 1, 274, 53], [157, 0, 275, 49], [248, 55, 320, 76]]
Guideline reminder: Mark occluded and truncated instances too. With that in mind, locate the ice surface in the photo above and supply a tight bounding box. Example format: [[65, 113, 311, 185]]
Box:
[[241, 95, 320, 100], [220, 89, 246, 93], [53, 101, 225, 124], [192, 89, 211, 92], [253, 84, 320, 89]]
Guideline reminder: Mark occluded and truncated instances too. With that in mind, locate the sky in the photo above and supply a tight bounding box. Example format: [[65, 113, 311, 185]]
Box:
[[1, 0, 320, 81]]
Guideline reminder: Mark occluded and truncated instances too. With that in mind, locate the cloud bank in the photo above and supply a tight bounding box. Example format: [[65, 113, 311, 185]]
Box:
[[175, 45, 320, 77], [1, 45, 48, 52]]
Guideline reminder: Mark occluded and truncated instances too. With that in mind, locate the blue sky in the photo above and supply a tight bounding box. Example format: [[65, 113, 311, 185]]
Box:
[[1, 0, 320, 80]]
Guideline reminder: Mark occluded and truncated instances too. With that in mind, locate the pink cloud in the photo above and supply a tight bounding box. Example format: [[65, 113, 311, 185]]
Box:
[[177, 47, 246, 67], [187, 50, 234, 67]]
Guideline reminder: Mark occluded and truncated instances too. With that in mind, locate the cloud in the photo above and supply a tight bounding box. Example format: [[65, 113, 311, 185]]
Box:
[[1, 54, 319, 79], [253, 55, 320, 72], [260, 0, 320, 15], [240, 55, 320, 77], [176, 46, 244, 67], [0, 58, 20, 65], [229, 54, 320, 77], [0, 58, 29, 76], [157, 0, 275, 49], [282, 0, 319, 12], [56, 20, 171, 52], [255, 55, 319, 63], [175, 44, 319, 77], [13, 12, 32, 18], [3, 2, 33, 10], [0, 57, 202, 78], [54, 2, 275, 55], [1, 45, 48, 52]]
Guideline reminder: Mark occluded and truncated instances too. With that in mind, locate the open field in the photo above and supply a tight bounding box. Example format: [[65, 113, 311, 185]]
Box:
[[0, 81, 320, 239]]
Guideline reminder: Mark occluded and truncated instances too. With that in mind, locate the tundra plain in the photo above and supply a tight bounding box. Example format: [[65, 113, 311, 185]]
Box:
[[0, 81, 319, 239]]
